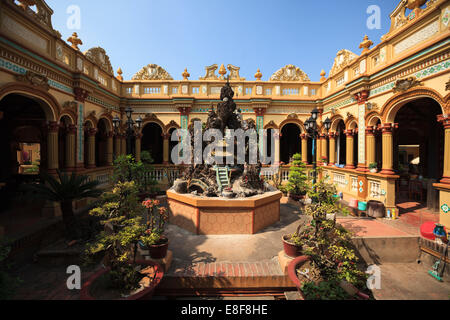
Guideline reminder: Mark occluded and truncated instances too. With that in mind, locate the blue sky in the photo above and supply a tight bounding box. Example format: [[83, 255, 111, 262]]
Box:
[[46, 0, 398, 82]]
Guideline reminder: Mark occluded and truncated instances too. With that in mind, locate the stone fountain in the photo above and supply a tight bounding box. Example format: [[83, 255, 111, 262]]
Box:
[[167, 81, 282, 235]]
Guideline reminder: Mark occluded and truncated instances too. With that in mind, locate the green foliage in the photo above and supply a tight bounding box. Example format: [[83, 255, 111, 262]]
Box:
[[141, 200, 169, 246], [301, 280, 350, 300], [112, 153, 157, 193], [295, 178, 369, 297], [21, 170, 103, 203], [20, 170, 103, 238], [85, 181, 146, 293], [369, 163, 378, 170], [285, 153, 309, 196], [0, 239, 21, 300]]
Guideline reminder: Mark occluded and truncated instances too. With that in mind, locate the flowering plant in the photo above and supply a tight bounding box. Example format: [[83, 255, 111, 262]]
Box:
[[140, 199, 169, 246]]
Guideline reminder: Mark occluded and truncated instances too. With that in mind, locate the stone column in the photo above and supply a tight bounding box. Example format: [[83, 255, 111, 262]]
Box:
[[439, 116, 450, 184], [321, 134, 328, 165], [47, 121, 59, 174], [114, 134, 121, 159], [121, 134, 126, 156], [106, 132, 114, 166], [316, 135, 322, 165], [345, 130, 355, 169], [65, 124, 77, 171], [135, 133, 142, 163], [366, 126, 376, 169], [380, 124, 395, 175], [162, 133, 170, 165], [274, 131, 280, 165], [329, 132, 336, 166], [86, 128, 97, 169], [301, 134, 308, 164]]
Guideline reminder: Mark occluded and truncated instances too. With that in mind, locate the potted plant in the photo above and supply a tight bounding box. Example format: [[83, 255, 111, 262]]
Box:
[[321, 156, 328, 166], [286, 179, 370, 300], [139, 199, 169, 259], [21, 170, 103, 240], [285, 153, 309, 201], [369, 163, 378, 173], [83, 181, 164, 300]]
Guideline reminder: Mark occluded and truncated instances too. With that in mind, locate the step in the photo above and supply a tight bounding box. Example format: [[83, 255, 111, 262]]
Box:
[[157, 258, 296, 293]]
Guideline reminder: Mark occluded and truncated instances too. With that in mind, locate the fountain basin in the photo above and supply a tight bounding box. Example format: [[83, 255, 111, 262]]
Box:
[[166, 190, 282, 235]]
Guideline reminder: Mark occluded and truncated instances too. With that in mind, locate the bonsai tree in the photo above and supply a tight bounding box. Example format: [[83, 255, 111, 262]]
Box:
[[285, 153, 309, 197], [21, 170, 103, 239], [112, 152, 157, 195], [85, 181, 147, 293]]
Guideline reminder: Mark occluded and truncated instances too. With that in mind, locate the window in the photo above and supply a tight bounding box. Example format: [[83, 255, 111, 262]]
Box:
[[144, 87, 161, 94], [125, 87, 132, 94], [245, 87, 252, 95], [172, 87, 178, 94], [310, 89, 317, 96], [354, 66, 360, 76], [266, 88, 272, 96], [192, 87, 200, 94], [98, 75, 108, 86], [373, 55, 380, 67], [282, 88, 299, 96], [336, 76, 345, 86]]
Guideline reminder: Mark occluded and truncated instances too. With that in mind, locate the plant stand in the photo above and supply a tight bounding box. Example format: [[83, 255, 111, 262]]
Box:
[[137, 248, 173, 272]]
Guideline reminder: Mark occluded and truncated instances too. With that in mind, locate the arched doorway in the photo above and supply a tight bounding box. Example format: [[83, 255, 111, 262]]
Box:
[[335, 120, 346, 166], [393, 97, 444, 207], [0, 93, 53, 234], [142, 123, 163, 164], [168, 128, 178, 165], [96, 119, 109, 167], [280, 123, 301, 164]]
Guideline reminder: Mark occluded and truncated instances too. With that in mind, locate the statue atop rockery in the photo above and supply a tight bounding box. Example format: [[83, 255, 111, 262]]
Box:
[[171, 80, 274, 198]]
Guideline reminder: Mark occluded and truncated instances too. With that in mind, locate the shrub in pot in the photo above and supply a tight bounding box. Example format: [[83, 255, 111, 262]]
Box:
[[84, 181, 163, 300], [369, 163, 378, 173], [285, 153, 309, 201], [139, 199, 169, 259]]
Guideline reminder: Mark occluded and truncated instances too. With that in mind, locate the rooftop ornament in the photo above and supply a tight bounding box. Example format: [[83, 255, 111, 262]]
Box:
[[17, 0, 36, 10], [219, 64, 227, 80], [182, 68, 190, 81], [116, 68, 123, 81], [254, 69, 263, 81], [359, 35, 373, 54], [67, 32, 82, 51], [320, 70, 327, 81]]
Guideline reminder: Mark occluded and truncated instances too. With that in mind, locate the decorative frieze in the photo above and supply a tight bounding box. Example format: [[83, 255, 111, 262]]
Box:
[[394, 20, 439, 55]]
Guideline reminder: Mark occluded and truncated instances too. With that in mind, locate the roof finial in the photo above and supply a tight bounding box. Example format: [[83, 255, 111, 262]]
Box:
[[254, 69, 263, 81], [359, 35, 373, 54], [182, 68, 190, 81], [320, 70, 327, 81], [116, 68, 123, 81], [67, 32, 83, 51]]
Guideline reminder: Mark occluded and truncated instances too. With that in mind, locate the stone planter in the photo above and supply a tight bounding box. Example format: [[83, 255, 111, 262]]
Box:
[[282, 235, 302, 258], [370, 169, 377, 173], [80, 260, 164, 300]]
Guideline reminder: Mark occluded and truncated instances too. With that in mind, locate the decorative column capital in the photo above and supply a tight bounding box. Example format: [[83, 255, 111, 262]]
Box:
[[328, 132, 336, 139], [300, 133, 308, 140], [86, 128, 97, 137], [253, 107, 266, 117], [437, 115, 450, 129], [178, 106, 191, 116], [344, 130, 354, 137], [74, 87, 90, 103], [381, 123, 398, 133], [47, 121, 59, 133], [135, 133, 143, 140], [353, 90, 370, 105], [366, 126, 375, 136], [67, 124, 77, 134]]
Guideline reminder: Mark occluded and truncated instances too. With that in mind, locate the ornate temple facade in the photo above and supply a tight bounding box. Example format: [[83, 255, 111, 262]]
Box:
[[0, 0, 449, 234]]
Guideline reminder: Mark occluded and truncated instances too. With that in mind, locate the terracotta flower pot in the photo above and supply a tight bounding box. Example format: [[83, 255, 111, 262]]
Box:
[[80, 260, 164, 300], [147, 236, 169, 259], [287, 255, 311, 299], [282, 235, 302, 258]]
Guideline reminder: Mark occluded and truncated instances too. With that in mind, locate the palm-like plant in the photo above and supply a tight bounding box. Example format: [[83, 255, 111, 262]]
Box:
[[22, 170, 103, 239]]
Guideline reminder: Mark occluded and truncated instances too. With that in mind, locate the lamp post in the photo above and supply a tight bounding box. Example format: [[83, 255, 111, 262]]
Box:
[[112, 108, 142, 158], [305, 108, 331, 188]]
